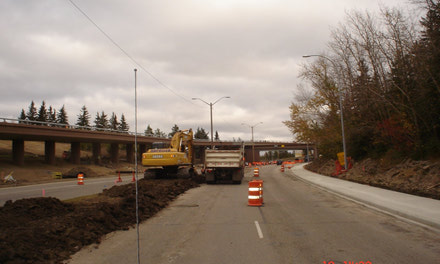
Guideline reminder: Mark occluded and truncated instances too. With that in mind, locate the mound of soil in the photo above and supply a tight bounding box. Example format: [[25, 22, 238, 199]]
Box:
[[305, 158, 440, 200], [0, 179, 199, 264], [62, 166, 98, 178]]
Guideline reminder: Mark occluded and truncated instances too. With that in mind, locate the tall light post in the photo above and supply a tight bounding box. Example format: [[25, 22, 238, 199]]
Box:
[[303, 54, 348, 170], [242, 122, 263, 163], [192, 96, 230, 149]]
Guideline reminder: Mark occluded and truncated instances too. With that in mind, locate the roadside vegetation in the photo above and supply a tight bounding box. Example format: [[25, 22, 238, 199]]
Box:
[[284, 0, 440, 161]]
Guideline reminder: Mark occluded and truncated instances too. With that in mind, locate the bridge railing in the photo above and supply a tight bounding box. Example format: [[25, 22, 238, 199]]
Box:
[[0, 117, 167, 138], [1, 117, 301, 144]]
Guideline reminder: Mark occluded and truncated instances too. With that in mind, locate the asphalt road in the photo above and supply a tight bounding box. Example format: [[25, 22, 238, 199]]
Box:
[[0, 174, 135, 205], [68, 165, 440, 264]]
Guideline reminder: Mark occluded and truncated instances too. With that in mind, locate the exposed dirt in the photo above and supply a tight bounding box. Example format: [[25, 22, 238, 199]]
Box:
[[0, 178, 200, 264], [0, 140, 139, 187], [305, 158, 440, 200]]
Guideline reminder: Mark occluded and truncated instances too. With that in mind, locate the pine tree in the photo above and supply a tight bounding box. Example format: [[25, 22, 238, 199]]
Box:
[[154, 128, 166, 138], [118, 114, 129, 132], [169, 124, 180, 138], [215, 131, 220, 141], [76, 105, 90, 128], [144, 124, 153, 136], [94, 111, 108, 129], [194, 127, 209, 139], [26, 101, 37, 121], [36, 101, 48, 124], [47, 106, 57, 124], [18, 109, 26, 123], [57, 105, 69, 125], [109, 112, 119, 130]]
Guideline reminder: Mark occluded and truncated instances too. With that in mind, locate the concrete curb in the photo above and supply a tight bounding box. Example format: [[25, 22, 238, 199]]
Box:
[[287, 164, 440, 231]]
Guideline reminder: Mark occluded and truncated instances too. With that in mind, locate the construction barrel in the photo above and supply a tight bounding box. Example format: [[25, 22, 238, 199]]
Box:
[[248, 180, 263, 206], [77, 173, 84, 185], [253, 167, 259, 177]]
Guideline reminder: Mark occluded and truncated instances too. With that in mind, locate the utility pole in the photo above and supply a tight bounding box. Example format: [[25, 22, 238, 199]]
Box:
[[242, 122, 263, 163], [192, 96, 230, 149]]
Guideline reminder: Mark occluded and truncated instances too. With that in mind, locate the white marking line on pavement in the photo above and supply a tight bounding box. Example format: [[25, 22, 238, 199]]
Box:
[[254, 220, 264, 239]]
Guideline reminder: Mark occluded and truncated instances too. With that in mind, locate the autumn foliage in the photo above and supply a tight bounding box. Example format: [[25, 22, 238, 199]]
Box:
[[285, 1, 440, 159]]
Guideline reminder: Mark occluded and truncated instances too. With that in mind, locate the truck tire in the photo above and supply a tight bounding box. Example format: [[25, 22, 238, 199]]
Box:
[[205, 172, 215, 184]]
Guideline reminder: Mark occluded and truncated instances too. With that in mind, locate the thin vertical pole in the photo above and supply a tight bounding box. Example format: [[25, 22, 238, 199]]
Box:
[[134, 68, 140, 264], [210, 103, 213, 149]]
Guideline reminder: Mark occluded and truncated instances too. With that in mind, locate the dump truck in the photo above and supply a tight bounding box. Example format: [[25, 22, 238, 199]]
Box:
[[204, 144, 245, 184], [142, 129, 194, 179]]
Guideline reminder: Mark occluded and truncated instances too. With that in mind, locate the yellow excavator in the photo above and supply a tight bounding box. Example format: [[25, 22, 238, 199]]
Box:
[[142, 129, 194, 179]]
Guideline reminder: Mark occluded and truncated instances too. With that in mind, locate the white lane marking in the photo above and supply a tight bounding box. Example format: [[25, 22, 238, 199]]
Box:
[[254, 220, 264, 239]]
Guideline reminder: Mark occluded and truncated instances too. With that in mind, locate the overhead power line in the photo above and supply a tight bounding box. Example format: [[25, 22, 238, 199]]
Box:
[[66, 0, 193, 103]]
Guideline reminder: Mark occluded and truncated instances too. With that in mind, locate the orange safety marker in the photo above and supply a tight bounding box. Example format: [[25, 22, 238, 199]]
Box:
[[253, 167, 259, 177], [77, 173, 84, 185], [131, 171, 136, 182], [248, 180, 263, 206], [281, 164, 284, 172], [116, 171, 122, 183]]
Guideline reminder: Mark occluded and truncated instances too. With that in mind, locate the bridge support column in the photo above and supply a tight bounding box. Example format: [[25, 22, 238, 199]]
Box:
[[139, 144, 146, 161], [126, 144, 134, 163], [44, 141, 56, 165], [12, 139, 24, 166], [245, 148, 253, 163], [70, 142, 81, 165], [92, 143, 101, 165], [110, 143, 119, 164]]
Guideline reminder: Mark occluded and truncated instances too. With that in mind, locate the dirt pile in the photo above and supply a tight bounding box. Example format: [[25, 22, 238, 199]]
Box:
[[305, 158, 440, 200], [0, 179, 199, 264]]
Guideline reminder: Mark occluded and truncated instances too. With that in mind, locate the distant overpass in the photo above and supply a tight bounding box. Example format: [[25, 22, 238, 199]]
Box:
[[0, 119, 316, 165]]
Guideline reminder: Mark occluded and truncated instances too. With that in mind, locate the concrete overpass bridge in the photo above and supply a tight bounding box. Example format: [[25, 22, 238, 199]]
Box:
[[0, 119, 316, 166]]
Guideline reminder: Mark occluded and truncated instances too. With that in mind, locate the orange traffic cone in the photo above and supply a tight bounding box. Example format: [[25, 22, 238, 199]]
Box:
[[116, 171, 122, 183], [131, 171, 136, 182]]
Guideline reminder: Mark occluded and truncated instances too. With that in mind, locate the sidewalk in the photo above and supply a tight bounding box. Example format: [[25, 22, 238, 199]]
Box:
[[289, 164, 440, 231]]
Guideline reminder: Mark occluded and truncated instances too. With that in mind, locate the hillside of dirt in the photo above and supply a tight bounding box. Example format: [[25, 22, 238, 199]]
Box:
[[305, 158, 440, 200], [0, 178, 200, 264]]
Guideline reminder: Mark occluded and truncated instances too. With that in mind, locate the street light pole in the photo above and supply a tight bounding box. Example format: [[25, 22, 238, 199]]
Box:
[[192, 96, 230, 149], [242, 122, 263, 163], [303, 54, 348, 170]]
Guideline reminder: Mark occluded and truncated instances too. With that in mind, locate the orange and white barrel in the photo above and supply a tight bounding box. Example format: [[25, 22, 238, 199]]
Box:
[[253, 167, 259, 177], [248, 180, 263, 206], [77, 173, 84, 185], [281, 164, 284, 172]]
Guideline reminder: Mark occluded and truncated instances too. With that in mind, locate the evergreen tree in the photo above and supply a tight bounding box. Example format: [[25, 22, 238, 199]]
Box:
[[36, 101, 48, 124], [18, 109, 26, 123], [109, 112, 119, 130], [118, 114, 129, 132], [47, 106, 57, 124], [154, 128, 166, 138], [169, 124, 180, 138], [94, 111, 108, 129], [215, 131, 220, 141], [75, 105, 90, 127], [194, 127, 209, 139], [57, 105, 69, 125], [26, 101, 37, 121], [144, 124, 153, 136]]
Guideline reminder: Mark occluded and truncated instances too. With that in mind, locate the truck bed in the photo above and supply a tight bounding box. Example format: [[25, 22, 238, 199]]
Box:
[[205, 150, 243, 168]]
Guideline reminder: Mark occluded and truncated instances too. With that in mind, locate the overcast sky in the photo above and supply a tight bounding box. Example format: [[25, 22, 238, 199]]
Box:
[[0, 0, 410, 142]]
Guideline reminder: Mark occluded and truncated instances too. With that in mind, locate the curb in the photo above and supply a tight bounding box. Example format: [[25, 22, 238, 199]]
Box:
[[287, 164, 440, 232]]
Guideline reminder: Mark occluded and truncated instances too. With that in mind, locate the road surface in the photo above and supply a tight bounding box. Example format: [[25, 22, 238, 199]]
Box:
[[68, 165, 440, 264], [0, 174, 135, 205]]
